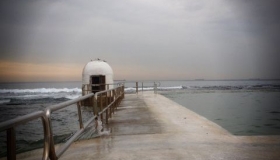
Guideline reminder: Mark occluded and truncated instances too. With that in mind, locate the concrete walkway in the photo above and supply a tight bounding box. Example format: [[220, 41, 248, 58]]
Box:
[[60, 93, 280, 160], [15, 92, 280, 160]]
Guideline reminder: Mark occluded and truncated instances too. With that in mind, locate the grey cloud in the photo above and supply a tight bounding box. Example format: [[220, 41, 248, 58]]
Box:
[[1, 0, 280, 80]]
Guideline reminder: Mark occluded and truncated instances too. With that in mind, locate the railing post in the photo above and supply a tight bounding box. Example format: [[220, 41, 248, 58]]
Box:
[[105, 91, 109, 124], [45, 109, 58, 160], [154, 82, 157, 94], [109, 90, 112, 118], [7, 128, 16, 160], [100, 93, 103, 123], [41, 114, 51, 160], [117, 89, 120, 108], [113, 89, 116, 113], [136, 82, 138, 94], [123, 85, 125, 99], [93, 96, 98, 116], [77, 102, 84, 129]]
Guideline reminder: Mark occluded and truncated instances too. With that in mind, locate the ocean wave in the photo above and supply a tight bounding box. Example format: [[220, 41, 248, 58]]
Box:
[[65, 95, 81, 100], [0, 99, 10, 104], [159, 86, 183, 90], [123, 84, 280, 92], [0, 88, 82, 104], [124, 86, 183, 92], [1, 84, 279, 94], [0, 94, 81, 105], [182, 85, 280, 91], [0, 88, 82, 94], [6, 97, 71, 105]]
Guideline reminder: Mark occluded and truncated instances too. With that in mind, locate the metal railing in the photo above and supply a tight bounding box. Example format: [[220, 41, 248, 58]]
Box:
[[130, 81, 160, 94], [82, 83, 123, 95], [0, 111, 50, 160], [0, 85, 125, 160]]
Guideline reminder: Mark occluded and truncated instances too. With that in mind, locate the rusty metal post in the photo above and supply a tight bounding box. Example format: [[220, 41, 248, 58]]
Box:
[[45, 109, 58, 160], [93, 96, 97, 115], [7, 128, 16, 160], [100, 93, 103, 123], [105, 91, 108, 124], [41, 114, 51, 160], [77, 102, 84, 129], [106, 109, 108, 124], [123, 85, 125, 99], [113, 90, 116, 114], [109, 90, 112, 118], [115, 89, 117, 113]]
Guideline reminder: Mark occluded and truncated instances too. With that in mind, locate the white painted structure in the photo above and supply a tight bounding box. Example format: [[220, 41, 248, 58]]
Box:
[[82, 59, 114, 95]]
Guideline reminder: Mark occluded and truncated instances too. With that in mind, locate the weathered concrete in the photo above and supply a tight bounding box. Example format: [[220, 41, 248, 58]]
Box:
[[15, 92, 280, 159], [59, 93, 280, 160]]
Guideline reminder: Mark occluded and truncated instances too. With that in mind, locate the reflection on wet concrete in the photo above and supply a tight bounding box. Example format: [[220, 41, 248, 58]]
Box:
[[106, 96, 162, 136]]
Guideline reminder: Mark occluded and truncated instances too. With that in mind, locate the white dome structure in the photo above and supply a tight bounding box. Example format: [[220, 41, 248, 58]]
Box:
[[82, 59, 114, 95]]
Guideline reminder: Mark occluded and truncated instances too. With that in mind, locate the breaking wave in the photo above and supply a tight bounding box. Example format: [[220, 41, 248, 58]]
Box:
[[0, 88, 82, 104], [0, 88, 81, 94], [124, 86, 183, 92]]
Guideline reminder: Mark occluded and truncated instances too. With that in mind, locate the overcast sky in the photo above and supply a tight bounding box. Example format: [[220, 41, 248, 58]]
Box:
[[0, 0, 280, 82]]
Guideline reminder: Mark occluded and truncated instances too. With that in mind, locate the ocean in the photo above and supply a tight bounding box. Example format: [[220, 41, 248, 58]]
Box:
[[0, 80, 280, 156]]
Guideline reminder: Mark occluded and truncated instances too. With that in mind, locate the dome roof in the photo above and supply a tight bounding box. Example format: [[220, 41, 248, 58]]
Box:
[[82, 59, 114, 84], [82, 60, 113, 76]]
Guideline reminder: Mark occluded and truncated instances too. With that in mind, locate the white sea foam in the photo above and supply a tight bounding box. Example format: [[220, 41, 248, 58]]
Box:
[[158, 86, 183, 90], [124, 86, 183, 92], [0, 88, 82, 101], [0, 88, 82, 93], [0, 99, 10, 104], [65, 95, 81, 100]]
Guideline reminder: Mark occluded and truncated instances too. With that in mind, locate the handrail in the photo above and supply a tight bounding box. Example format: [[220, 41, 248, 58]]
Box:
[[81, 83, 123, 92], [0, 111, 50, 160], [48, 93, 94, 112], [124, 81, 160, 94], [0, 111, 44, 131], [0, 84, 125, 160], [55, 85, 124, 158]]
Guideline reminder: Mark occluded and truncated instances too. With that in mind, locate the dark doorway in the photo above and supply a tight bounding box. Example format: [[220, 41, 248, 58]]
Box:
[[91, 75, 106, 93]]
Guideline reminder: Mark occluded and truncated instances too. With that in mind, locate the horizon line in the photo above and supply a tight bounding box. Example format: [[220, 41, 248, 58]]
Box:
[[1, 78, 280, 83]]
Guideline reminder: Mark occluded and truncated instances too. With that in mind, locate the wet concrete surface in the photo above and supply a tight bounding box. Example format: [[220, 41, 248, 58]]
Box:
[[105, 95, 162, 136], [15, 92, 280, 160]]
